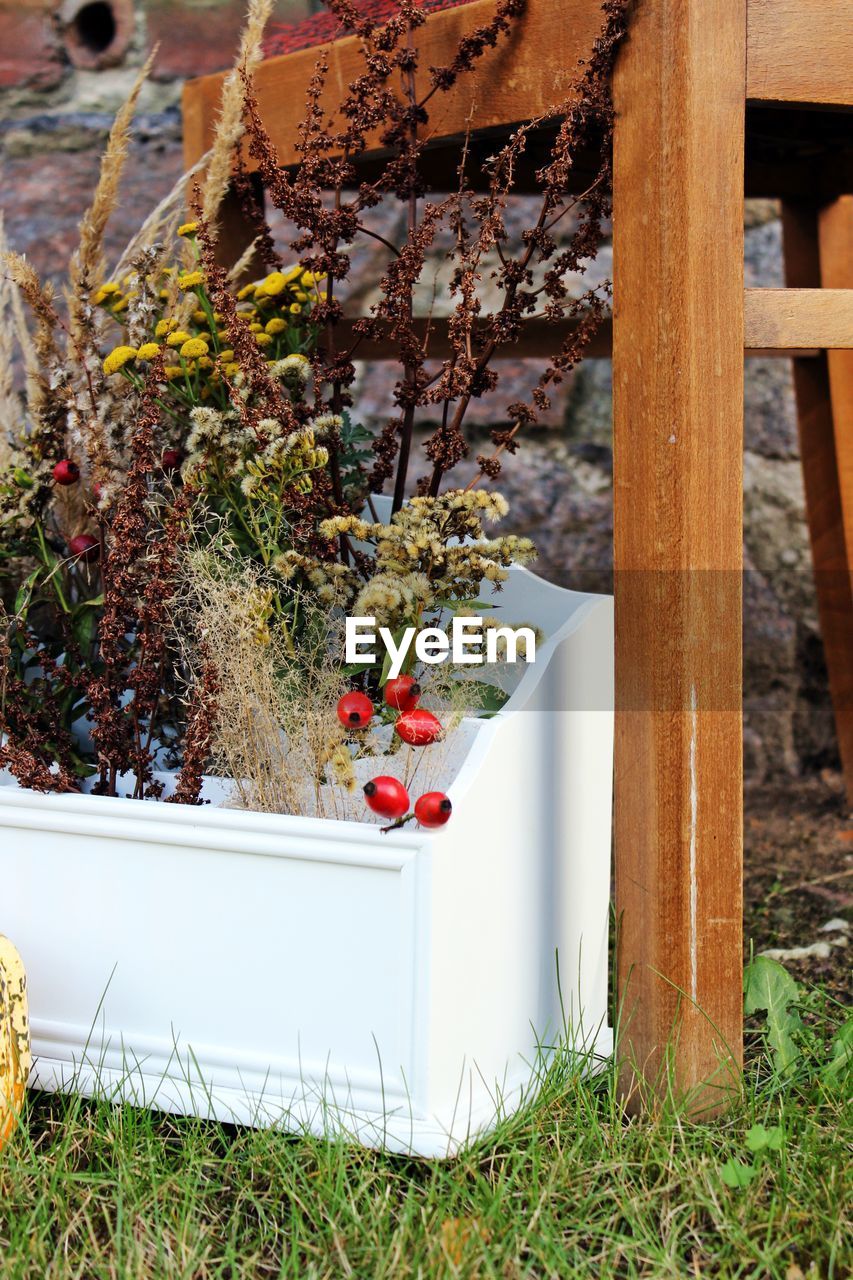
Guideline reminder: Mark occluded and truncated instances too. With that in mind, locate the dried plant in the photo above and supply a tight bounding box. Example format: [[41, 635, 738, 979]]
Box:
[[0, 0, 629, 814], [172, 541, 469, 819], [240, 0, 630, 510]]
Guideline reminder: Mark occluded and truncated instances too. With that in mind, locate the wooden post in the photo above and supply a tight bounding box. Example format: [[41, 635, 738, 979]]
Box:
[[612, 0, 746, 1110], [782, 198, 853, 798]]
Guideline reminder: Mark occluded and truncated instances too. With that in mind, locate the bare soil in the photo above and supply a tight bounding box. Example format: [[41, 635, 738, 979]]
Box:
[[745, 772, 852, 1004]]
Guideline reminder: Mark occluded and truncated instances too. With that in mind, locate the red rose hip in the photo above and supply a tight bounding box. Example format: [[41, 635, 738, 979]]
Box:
[[363, 775, 410, 820], [68, 533, 99, 562], [161, 448, 183, 473], [414, 791, 452, 828], [53, 459, 80, 486], [336, 691, 374, 729], [395, 708, 442, 746], [384, 674, 421, 713]]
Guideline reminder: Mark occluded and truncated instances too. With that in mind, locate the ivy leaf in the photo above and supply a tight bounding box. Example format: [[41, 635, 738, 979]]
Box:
[[720, 1158, 757, 1189], [744, 956, 804, 1074], [745, 1123, 785, 1153]]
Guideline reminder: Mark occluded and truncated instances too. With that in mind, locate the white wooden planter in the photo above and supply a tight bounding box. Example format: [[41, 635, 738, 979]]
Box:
[[0, 565, 613, 1157]]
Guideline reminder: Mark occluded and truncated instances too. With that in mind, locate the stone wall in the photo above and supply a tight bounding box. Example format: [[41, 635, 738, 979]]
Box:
[[0, 0, 838, 781]]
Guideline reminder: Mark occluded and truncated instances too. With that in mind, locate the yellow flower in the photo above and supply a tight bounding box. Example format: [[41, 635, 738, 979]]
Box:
[[236, 282, 257, 300], [289, 302, 302, 315], [112, 296, 130, 314], [265, 317, 287, 335], [197, 355, 214, 370], [136, 342, 161, 361], [224, 362, 240, 377], [93, 282, 121, 305], [192, 309, 209, 326], [103, 345, 137, 376], [294, 290, 308, 303], [178, 271, 204, 290], [217, 348, 234, 362], [164, 365, 184, 380], [301, 270, 323, 286], [166, 330, 192, 347], [249, 322, 263, 333], [180, 337, 209, 360], [256, 271, 287, 297], [155, 318, 178, 337], [177, 221, 199, 238], [255, 332, 273, 347]]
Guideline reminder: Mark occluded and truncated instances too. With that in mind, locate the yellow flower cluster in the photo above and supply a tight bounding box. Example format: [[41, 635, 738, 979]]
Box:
[[235, 267, 326, 346], [102, 345, 138, 376]]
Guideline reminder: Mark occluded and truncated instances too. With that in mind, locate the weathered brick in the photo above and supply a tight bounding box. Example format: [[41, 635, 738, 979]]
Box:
[[146, 0, 312, 81], [0, 6, 65, 90], [1, 133, 185, 290]]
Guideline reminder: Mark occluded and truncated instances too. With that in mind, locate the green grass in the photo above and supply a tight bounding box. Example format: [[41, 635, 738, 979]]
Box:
[[0, 993, 849, 1279]]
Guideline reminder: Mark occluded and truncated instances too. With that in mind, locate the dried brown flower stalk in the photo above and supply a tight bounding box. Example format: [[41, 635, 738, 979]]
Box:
[[241, 0, 629, 506]]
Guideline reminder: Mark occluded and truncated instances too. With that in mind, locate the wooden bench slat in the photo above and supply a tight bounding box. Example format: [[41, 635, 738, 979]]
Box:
[[744, 288, 853, 350], [182, 0, 853, 173], [747, 0, 853, 107], [332, 315, 822, 359]]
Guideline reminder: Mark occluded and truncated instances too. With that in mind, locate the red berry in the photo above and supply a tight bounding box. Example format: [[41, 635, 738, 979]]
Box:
[[161, 448, 183, 473], [53, 459, 80, 486], [414, 791, 452, 829], [395, 708, 443, 746], [363, 775, 409, 820], [384, 674, 421, 713], [68, 533, 99, 562], [336, 691, 374, 729]]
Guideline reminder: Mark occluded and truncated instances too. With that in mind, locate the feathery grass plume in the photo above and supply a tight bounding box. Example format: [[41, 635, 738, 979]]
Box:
[[1, 252, 68, 508], [66, 51, 157, 350], [198, 0, 274, 237], [0, 219, 23, 461], [227, 235, 261, 285]]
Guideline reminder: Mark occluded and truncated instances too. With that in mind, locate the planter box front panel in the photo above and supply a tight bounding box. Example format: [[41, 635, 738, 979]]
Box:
[[3, 796, 427, 1119]]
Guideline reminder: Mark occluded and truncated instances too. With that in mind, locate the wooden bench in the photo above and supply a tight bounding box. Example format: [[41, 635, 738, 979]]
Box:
[[182, 0, 853, 1108]]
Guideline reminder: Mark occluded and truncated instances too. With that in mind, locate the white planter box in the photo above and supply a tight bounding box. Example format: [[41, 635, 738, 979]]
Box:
[[0, 567, 613, 1157]]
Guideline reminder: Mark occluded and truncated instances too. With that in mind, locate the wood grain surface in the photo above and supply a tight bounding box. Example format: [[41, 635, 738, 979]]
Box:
[[612, 0, 745, 1112]]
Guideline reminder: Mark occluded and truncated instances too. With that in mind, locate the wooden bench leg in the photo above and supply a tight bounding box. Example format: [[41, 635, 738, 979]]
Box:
[[214, 176, 268, 280], [612, 0, 745, 1112], [782, 197, 853, 800]]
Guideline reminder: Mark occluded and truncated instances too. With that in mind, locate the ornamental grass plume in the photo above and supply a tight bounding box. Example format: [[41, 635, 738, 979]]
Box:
[[66, 51, 156, 355], [198, 0, 276, 235]]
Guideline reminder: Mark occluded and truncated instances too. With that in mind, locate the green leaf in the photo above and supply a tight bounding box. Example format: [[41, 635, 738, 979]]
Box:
[[745, 1123, 785, 1153], [72, 607, 98, 652], [824, 1017, 853, 1086], [720, 1158, 757, 1189], [744, 956, 804, 1075], [15, 568, 42, 615]]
